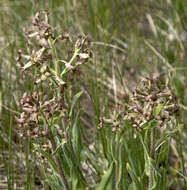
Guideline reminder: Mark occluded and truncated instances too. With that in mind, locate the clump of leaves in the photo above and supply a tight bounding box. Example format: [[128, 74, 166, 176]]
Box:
[[123, 74, 181, 189], [99, 73, 182, 189]]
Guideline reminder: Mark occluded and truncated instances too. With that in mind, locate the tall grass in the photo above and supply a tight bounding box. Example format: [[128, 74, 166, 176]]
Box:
[[0, 0, 186, 189]]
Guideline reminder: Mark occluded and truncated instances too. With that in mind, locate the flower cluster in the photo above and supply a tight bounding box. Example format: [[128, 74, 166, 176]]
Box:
[[15, 91, 65, 139], [16, 11, 92, 86], [123, 74, 180, 130], [99, 74, 180, 133], [15, 11, 92, 140]]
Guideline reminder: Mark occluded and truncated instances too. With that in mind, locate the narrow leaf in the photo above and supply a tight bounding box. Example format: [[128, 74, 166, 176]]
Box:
[[72, 110, 82, 156], [69, 91, 83, 117], [126, 163, 142, 190], [96, 162, 114, 190]]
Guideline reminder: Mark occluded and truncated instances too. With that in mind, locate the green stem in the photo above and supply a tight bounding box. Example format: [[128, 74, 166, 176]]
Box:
[[115, 132, 120, 190], [149, 128, 155, 189], [177, 129, 186, 188], [69, 48, 79, 65]]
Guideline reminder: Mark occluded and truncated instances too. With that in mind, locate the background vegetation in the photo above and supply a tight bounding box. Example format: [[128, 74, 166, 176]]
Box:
[[0, 0, 186, 189]]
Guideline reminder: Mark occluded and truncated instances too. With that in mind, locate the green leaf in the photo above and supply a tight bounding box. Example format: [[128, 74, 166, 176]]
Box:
[[140, 135, 161, 178], [58, 59, 68, 64], [60, 67, 70, 76], [128, 182, 137, 190], [155, 124, 182, 150], [48, 38, 54, 49], [86, 148, 103, 174], [104, 175, 113, 190], [109, 134, 116, 161], [150, 158, 161, 177], [52, 138, 66, 156], [52, 112, 65, 125], [69, 91, 83, 117], [140, 135, 151, 176], [72, 171, 78, 190], [45, 173, 64, 190], [145, 155, 151, 176], [100, 130, 108, 159], [153, 103, 166, 116], [49, 68, 58, 76], [72, 110, 82, 157], [123, 137, 137, 174], [148, 173, 157, 190], [143, 120, 157, 130], [63, 146, 87, 187], [173, 77, 184, 100], [33, 143, 58, 172], [126, 163, 143, 189], [96, 162, 114, 190], [156, 142, 168, 166], [116, 141, 123, 186]]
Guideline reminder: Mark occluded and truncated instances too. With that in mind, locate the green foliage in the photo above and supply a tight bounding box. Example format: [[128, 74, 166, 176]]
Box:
[[96, 162, 114, 190], [0, 0, 186, 190]]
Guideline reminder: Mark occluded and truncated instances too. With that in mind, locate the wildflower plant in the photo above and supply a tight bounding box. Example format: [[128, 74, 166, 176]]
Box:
[[122, 74, 181, 189], [98, 74, 182, 190], [14, 11, 184, 190], [15, 11, 92, 190]]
